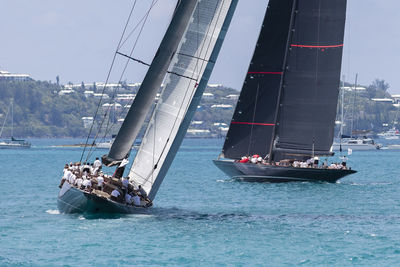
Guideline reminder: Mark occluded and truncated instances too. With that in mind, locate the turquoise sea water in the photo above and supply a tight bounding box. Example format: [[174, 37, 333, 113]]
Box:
[[1, 138, 400, 266]]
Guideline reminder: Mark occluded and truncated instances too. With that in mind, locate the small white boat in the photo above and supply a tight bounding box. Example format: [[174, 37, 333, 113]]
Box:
[[0, 138, 31, 149], [0, 101, 31, 149], [96, 140, 113, 149], [377, 128, 400, 140], [332, 137, 381, 151]]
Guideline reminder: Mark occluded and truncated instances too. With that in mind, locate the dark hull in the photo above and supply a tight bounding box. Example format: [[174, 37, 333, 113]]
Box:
[[213, 160, 356, 183], [57, 183, 148, 214]]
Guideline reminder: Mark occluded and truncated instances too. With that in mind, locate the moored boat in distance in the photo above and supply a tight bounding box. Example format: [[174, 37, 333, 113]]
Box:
[[377, 128, 400, 140], [0, 101, 31, 149], [57, 0, 239, 214], [214, 0, 356, 183], [332, 136, 381, 151], [0, 137, 31, 149]]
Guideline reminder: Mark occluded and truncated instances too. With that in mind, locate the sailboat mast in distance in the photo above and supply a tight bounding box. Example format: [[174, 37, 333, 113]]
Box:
[[102, 0, 198, 167]]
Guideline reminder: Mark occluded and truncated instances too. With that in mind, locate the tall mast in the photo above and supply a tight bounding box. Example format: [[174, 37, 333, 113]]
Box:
[[268, 0, 297, 162], [350, 73, 358, 137], [11, 99, 13, 138], [340, 78, 344, 137], [103, 0, 198, 166], [340, 76, 345, 152]]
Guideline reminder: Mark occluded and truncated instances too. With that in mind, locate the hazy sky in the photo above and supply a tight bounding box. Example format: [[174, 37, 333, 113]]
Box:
[[1, 0, 400, 92]]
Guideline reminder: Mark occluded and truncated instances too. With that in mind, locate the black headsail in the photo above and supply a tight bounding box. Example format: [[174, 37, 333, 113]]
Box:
[[273, 0, 347, 160], [222, 0, 295, 160]]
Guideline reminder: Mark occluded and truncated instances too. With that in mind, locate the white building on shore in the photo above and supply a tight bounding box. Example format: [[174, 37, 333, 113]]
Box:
[[82, 117, 93, 128], [0, 70, 30, 81]]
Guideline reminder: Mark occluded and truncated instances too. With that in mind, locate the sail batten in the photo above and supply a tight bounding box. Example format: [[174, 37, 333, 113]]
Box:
[[129, 0, 238, 199]]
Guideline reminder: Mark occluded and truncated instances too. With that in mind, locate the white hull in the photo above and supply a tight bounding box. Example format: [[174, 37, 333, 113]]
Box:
[[0, 141, 31, 149], [332, 143, 378, 151]]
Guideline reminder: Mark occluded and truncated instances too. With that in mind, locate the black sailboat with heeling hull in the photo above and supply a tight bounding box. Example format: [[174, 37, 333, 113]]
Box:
[[214, 0, 356, 183], [57, 0, 239, 213]]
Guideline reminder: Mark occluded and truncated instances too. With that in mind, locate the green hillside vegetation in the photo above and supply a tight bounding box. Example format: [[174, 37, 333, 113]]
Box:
[[0, 78, 397, 138], [0, 80, 97, 137]]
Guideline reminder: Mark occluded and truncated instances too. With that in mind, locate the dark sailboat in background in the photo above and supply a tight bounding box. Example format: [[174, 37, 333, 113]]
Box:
[[58, 0, 238, 213], [214, 0, 356, 182]]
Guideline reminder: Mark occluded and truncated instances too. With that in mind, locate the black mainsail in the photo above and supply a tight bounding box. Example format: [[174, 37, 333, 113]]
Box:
[[222, 0, 347, 161], [273, 0, 347, 160], [214, 0, 355, 183]]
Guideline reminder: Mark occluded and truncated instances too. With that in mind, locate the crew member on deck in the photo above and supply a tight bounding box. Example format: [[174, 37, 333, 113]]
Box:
[[82, 178, 92, 191], [111, 189, 121, 202], [96, 175, 104, 191], [138, 185, 150, 202], [341, 156, 347, 169], [125, 192, 133, 204], [239, 156, 249, 163], [75, 176, 84, 189], [93, 157, 102, 174], [132, 191, 141, 206], [121, 177, 130, 196]]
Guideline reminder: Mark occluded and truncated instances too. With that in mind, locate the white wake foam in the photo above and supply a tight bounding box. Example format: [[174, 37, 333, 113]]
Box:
[[46, 209, 60, 215]]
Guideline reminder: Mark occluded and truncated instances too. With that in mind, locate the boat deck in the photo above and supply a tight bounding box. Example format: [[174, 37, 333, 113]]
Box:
[[213, 159, 356, 183]]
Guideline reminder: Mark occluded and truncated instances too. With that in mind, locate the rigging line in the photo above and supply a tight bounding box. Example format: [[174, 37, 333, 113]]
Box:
[[85, 1, 155, 162], [119, 0, 160, 49], [116, 51, 198, 81], [88, 85, 139, 160], [312, 0, 322, 152], [0, 102, 11, 138], [138, 0, 226, 185], [85, 0, 156, 162], [11, 100, 13, 138], [247, 83, 260, 156], [267, 0, 298, 162], [80, 0, 138, 162]]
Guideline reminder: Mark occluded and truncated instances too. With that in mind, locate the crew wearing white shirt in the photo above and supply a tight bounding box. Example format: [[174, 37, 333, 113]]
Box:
[[63, 169, 73, 180], [75, 177, 83, 188], [68, 173, 76, 185], [96, 176, 104, 190], [82, 179, 92, 190], [93, 158, 101, 170], [111, 189, 121, 199]]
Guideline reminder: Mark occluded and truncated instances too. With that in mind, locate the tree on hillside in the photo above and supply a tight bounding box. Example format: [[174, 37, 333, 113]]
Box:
[[371, 79, 389, 92], [366, 79, 390, 99]]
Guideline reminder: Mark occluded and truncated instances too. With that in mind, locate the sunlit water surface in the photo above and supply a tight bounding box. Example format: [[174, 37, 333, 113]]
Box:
[[1, 138, 400, 266]]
